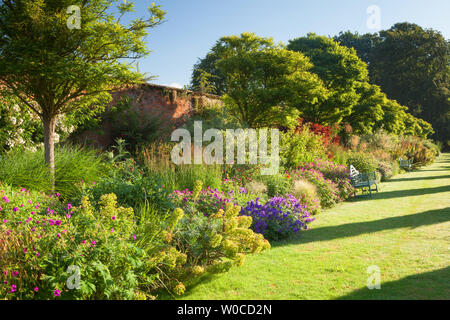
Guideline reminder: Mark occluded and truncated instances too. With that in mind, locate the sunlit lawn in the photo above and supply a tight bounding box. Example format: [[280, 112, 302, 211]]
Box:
[[176, 153, 450, 300]]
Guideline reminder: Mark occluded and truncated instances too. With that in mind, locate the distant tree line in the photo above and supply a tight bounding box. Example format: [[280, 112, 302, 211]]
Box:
[[190, 23, 448, 149]]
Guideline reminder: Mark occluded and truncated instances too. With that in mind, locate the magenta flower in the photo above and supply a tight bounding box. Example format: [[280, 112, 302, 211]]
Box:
[[2, 219, 6, 223], [110, 228, 114, 234], [34, 287, 39, 292], [67, 204, 72, 210], [92, 240, 96, 245], [12, 271, 19, 277], [53, 289, 61, 297], [133, 234, 137, 240], [2, 196, 10, 203], [36, 252, 40, 257], [10, 284, 17, 293], [112, 216, 116, 221], [13, 207, 19, 212]]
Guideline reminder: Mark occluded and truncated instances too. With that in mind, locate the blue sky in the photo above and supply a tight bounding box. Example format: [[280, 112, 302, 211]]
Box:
[[127, 0, 450, 88]]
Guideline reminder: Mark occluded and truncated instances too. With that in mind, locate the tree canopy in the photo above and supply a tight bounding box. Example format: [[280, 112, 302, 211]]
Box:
[[287, 34, 369, 125], [194, 33, 328, 128], [335, 23, 449, 147], [0, 0, 165, 183]]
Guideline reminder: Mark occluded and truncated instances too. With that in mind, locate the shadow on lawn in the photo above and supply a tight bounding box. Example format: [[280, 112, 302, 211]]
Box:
[[349, 185, 450, 201], [337, 266, 450, 300], [387, 175, 450, 182], [276, 207, 450, 247]]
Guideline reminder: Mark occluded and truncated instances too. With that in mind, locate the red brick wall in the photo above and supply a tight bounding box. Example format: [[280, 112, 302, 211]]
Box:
[[74, 84, 221, 148]]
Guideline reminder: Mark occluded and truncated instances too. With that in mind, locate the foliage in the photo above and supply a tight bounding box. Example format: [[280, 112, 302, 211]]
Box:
[[240, 195, 314, 241], [258, 173, 292, 198], [336, 23, 449, 148], [0, 0, 166, 180], [289, 167, 341, 208], [0, 188, 147, 300], [280, 128, 327, 168], [84, 161, 173, 212], [346, 152, 378, 173], [288, 33, 369, 124], [290, 179, 321, 215], [0, 145, 108, 200], [193, 32, 327, 127]]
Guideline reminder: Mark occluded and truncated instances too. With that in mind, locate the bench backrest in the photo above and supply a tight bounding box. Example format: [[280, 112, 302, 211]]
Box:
[[349, 165, 359, 179], [349, 165, 376, 183]]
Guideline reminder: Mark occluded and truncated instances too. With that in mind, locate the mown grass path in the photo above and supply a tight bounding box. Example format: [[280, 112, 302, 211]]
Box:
[[180, 153, 450, 300]]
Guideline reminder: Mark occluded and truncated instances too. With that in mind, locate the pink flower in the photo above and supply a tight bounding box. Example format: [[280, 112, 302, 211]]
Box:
[[53, 289, 61, 297], [12, 271, 18, 277], [34, 287, 39, 292], [92, 240, 96, 245], [10, 284, 17, 293], [133, 234, 137, 240], [112, 216, 116, 221]]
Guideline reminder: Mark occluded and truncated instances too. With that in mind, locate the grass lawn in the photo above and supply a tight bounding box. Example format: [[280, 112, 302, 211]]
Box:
[[178, 153, 450, 300]]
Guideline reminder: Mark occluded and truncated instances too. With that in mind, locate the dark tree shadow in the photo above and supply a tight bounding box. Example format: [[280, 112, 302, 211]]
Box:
[[388, 175, 450, 182], [349, 185, 450, 201], [337, 267, 450, 300], [273, 207, 450, 247]]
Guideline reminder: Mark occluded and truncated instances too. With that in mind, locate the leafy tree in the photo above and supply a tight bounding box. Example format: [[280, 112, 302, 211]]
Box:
[[287, 34, 369, 124], [374, 99, 407, 135], [200, 33, 327, 128], [191, 52, 225, 95], [343, 82, 385, 134], [0, 0, 165, 185], [333, 31, 380, 66], [335, 24, 449, 148]]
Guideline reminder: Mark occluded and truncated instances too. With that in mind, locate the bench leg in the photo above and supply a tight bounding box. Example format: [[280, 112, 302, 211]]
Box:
[[369, 184, 372, 198]]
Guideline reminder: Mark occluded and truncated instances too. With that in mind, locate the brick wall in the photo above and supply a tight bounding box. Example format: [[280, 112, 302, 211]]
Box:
[[73, 83, 222, 148]]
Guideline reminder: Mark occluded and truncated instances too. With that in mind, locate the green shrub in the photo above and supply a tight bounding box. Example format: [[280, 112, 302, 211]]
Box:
[[258, 173, 292, 197], [0, 145, 109, 200], [346, 151, 378, 173], [86, 171, 173, 212], [280, 129, 327, 168]]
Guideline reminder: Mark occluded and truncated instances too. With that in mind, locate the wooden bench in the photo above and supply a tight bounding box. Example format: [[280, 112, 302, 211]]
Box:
[[398, 157, 413, 170], [349, 165, 378, 198]]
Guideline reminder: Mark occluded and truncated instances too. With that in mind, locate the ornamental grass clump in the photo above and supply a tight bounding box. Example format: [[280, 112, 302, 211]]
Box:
[[289, 168, 341, 208], [240, 195, 315, 241]]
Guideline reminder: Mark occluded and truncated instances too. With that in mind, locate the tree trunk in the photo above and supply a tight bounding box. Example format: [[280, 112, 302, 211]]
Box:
[[43, 115, 57, 192]]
